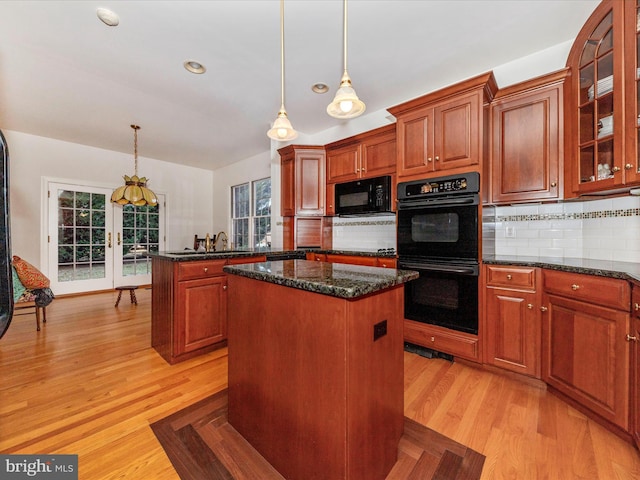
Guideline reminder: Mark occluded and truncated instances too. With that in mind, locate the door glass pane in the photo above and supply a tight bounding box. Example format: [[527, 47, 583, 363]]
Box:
[[253, 178, 271, 249], [57, 189, 106, 282], [121, 203, 159, 276]]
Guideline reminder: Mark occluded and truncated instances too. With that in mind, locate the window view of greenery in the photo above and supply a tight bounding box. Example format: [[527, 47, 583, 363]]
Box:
[[57, 190, 106, 281], [232, 178, 271, 251], [121, 203, 160, 276]]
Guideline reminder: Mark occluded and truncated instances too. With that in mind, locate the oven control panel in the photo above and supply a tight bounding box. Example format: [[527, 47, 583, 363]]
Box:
[[398, 172, 480, 200]]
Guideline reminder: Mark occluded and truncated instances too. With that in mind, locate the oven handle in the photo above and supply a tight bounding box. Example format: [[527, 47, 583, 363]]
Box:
[[397, 196, 478, 209], [399, 262, 478, 275]]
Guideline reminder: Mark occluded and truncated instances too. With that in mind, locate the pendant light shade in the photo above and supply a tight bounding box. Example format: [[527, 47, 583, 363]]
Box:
[[110, 125, 158, 207], [267, 0, 298, 141], [327, 0, 365, 119]]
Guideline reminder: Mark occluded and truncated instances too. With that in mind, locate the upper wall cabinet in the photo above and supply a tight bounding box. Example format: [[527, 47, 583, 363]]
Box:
[[388, 72, 497, 181], [278, 145, 326, 217], [325, 124, 396, 183], [565, 0, 640, 195], [489, 69, 568, 204]]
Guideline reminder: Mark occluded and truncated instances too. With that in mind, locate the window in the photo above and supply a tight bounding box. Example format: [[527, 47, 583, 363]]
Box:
[[232, 178, 271, 250]]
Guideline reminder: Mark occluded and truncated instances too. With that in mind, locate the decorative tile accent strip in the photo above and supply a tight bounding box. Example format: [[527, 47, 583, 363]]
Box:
[[495, 208, 640, 222]]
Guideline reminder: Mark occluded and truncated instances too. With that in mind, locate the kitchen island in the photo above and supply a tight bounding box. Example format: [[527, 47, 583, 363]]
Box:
[[223, 259, 418, 480]]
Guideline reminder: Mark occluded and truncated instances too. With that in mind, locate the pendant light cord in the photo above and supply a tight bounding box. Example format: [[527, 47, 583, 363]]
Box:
[[343, 0, 348, 75], [132, 124, 140, 176], [280, 0, 285, 110]]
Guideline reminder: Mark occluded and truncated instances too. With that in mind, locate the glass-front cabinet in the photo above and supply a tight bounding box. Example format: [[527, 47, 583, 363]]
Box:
[[566, 0, 640, 194]]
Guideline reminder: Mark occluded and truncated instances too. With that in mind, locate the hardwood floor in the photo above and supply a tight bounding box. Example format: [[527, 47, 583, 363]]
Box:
[[0, 289, 638, 479]]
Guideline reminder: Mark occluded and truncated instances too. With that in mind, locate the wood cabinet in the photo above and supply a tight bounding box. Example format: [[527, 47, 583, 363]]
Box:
[[306, 252, 397, 269], [564, 0, 640, 195], [325, 124, 396, 183], [490, 69, 567, 204], [151, 255, 266, 364], [388, 72, 497, 180], [484, 265, 541, 378], [278, 145, 325, 216], [632, 283, 640, 450], [541, 269, 631, 431]]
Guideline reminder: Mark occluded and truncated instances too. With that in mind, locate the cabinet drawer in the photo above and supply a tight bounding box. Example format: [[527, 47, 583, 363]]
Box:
[[543, 269, 630, 311], [485, 265, 536, 290], [404, 320, 479, 362], [177, 260, 226, 281]]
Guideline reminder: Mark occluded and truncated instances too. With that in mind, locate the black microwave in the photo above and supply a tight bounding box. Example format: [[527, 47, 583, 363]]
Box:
[[334, 175, 392, 216]]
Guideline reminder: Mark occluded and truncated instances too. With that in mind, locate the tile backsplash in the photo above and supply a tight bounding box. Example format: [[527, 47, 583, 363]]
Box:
[[332, 214, 396, 252], [486, 195, 640, 262]]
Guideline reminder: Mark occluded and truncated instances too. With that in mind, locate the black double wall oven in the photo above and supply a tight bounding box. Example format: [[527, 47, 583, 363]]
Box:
[[397, 172, 480, 335]]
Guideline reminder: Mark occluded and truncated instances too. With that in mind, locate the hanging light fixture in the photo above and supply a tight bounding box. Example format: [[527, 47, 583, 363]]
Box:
[[110, 125, 158, 207], [327, 0, 365, 119], [267, 0, 298, 141]]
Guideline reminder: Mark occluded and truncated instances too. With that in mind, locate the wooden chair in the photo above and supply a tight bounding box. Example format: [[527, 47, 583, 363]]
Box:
[[14, 301, 47, 331]]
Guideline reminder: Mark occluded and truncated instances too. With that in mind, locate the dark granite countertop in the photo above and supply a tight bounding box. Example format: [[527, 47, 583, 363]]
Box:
[[223, 259, 419, 299], [147, 248, 396, 262], [483, 255, 640, 283]]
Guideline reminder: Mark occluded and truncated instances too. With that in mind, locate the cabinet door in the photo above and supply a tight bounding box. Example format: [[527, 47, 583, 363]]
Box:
[[632, 285, 640, 449], [176, 276, 227, 355], [542, 293, 630, 429], [433, 92, 480, 171], [295, 150, 325, 215], [624, 0, 640, 185], [485, 288, 540, 377], [491, 84, 561, 203], [397, 108, 434, 177], [325, 183, 335, 216], [362, 131, 396, 178], [326, 144, 360, 183], [565, 0, 626, 194], [281, 153, 295, 216]]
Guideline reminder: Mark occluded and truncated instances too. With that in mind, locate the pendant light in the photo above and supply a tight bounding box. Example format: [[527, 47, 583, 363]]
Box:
[[267, 0, 298, 141], [110, 125, 158, 207], [327, 0, 365, 119]]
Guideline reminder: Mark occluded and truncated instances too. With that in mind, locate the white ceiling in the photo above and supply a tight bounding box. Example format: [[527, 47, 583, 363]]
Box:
[[0, 0, 600, 171]]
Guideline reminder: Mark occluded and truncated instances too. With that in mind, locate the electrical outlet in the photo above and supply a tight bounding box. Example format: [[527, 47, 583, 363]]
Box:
[[505, 226, 515, 238], [373, 320, 387, 341]]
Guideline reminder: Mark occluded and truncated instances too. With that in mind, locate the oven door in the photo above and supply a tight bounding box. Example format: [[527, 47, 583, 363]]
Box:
[[397, 197, 478, 261], [399, 260, 479, 335]]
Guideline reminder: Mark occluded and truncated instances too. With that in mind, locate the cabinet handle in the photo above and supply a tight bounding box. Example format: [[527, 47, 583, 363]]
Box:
[[540, 306, 548, 312], [427, 157, 433, 163], [204, 267, 208, 273], [625, 163, 633, 170], [430, 336, 435, 342], [571, 284, 579, 291], [635, 302, 640, 311], [626, 334, 638, 342], [506, 274, 512, 280], [550, 182, 557, 187], [612, 166, 621, 173], [527, 303, 533, 309]]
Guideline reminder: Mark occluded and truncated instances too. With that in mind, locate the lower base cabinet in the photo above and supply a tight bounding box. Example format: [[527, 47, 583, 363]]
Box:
[[632, 283, 640, 450], [542, 270, 631, 431]]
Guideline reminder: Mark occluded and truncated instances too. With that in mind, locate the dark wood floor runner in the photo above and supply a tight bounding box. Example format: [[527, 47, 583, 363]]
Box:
[[151, 390, 485, 480]]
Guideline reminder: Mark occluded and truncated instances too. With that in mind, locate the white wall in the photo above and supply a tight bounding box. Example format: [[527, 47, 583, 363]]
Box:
[[4, 129, 214, 269]]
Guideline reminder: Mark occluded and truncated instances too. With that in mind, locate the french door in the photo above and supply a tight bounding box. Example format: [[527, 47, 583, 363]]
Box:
[[47, 182, 164, 295]]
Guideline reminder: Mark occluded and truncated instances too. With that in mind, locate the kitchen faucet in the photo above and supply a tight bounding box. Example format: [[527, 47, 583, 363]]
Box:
[[213, 231, 228, 251]]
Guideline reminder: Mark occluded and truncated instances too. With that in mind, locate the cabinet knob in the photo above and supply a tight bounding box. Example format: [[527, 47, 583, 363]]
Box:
[[527, 303, 533, 309], [223, 285, 227, 290], [430, 336, 435, 342], [427, 157, 433, 163], [435, 156, 440, 161], [625, 163, 633, 170], [204, 267, 208, 273], [635, 302, 640, 311], [612, 166, 621, 173], [550, 182, 557, 187], [626, 334, 638, 342], [356, 168, 360, 173], [571, 284, 579, 291], [540, 306, 548, 312], [506, 274, 512, 280]]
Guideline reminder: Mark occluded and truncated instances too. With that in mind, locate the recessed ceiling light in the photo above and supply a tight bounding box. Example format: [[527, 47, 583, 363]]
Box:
[[312, 83, 329, 94], [184, 60, 206, 74], [97, 8, 119, 27]]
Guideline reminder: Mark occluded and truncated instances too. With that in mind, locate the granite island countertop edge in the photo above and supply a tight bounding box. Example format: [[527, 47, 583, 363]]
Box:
[[223, 260, 419, 299]]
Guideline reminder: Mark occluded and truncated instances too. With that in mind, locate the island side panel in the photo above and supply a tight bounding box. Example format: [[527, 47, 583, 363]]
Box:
[[151, 257, 175, 362], [227, 275, 348, 480], [227, 274, 404, 480], [345, 284, 404, 480]]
